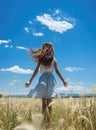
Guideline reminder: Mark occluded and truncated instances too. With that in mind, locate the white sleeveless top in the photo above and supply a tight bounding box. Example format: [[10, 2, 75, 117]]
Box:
[[40, 59, 55, 74]]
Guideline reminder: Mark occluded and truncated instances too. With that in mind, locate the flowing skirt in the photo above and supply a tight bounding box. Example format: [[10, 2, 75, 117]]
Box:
[[28, 73, 60, 99]]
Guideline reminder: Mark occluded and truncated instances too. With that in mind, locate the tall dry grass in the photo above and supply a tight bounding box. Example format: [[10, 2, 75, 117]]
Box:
[[0, 97, 96, 130]]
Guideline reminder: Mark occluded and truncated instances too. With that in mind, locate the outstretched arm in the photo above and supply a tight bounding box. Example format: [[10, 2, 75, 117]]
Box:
[[25, 62, 40, 87], [54, 60, 67, 87]]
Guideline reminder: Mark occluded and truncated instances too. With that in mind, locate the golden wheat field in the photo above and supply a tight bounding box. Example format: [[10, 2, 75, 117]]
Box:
[[0, 97, 96, 130]]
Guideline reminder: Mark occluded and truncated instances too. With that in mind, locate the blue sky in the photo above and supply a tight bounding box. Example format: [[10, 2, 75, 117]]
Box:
[[0, 0, 96, 95]]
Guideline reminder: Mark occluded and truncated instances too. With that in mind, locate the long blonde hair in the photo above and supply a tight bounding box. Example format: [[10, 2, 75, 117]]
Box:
[[29, 42, 54, 66]]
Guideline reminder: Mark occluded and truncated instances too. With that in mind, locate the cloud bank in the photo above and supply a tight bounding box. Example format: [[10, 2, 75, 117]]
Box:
[[1, 65, 33, 74], [56, 85, 92, 95]]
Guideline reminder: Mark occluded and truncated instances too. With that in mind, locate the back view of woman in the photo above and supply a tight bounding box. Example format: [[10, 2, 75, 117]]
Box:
[[25, 42, 67, 127]]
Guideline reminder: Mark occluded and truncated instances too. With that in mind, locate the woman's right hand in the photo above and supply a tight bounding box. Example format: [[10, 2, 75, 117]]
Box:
[[25, 81, 30, 87], [63, 81, 68, 87]]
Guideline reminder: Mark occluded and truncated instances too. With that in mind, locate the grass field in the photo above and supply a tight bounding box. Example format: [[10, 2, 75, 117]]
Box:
[[0, 97, 96, 130]]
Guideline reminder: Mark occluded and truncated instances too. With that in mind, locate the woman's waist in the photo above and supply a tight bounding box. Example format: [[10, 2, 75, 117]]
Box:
[[40, 68, 54, 74], [41, 72, 53, 75]]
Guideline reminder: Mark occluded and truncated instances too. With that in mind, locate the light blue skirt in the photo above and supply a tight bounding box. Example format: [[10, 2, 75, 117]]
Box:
[[28, 73, 60, 99]]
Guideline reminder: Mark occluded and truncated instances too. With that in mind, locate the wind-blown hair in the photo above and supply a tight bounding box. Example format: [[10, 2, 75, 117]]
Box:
[[29, 42, 54, 66]]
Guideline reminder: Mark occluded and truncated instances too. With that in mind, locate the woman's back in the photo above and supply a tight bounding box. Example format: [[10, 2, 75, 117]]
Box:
[[40, 59, 54, 74]]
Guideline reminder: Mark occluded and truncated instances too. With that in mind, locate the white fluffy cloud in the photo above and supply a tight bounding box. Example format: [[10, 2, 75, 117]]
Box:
[[0, 39, 11, 45], [4, 45, 13, 48], [65, 67, 83, 72], [36, 13, 74, 33], [28, 20, 33, 24], [33, 32, 44, 36], [1, 65, 33, 74], [54, 9, 60, 14], [26, 9, 75, 35], [24, 27, 29, 32], [16, 46, 28, 51]]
